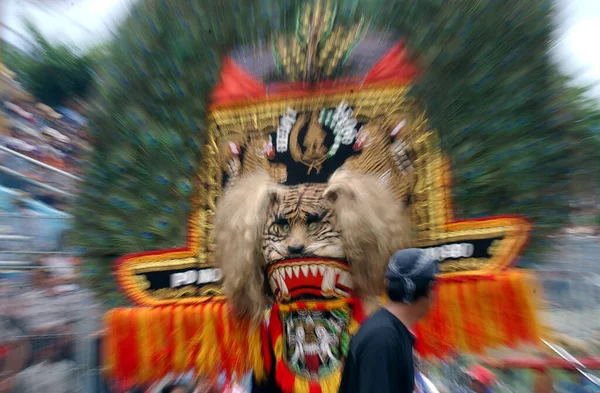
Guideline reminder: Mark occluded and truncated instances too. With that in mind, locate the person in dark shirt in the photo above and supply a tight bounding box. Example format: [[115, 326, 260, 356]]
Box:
[[338, 248, 439, 393]]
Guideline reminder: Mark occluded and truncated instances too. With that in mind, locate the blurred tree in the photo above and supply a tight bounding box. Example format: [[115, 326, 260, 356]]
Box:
[[70, 0, 600, 303], [1, 43, 31, 80], [4, 21, 94, 107]]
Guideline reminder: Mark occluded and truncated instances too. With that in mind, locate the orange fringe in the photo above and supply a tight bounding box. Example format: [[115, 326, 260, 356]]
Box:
[[415, 269, 545, 358], [103, 304, 264, 384], [104, 270, 544, 383]]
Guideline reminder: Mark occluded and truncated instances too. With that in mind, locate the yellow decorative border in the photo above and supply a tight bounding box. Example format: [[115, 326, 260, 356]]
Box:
[[277, 298, 351, 313], [116, 86, 531, 306]]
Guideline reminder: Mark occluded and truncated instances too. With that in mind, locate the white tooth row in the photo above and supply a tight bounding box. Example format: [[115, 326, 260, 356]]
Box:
[[304, 343, 319, 355], [268, 264, 354, 297]]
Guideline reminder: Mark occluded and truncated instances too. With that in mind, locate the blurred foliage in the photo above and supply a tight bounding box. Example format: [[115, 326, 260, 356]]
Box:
[[2, 43, 25, 72], [3, 21, 94, 107], [71, 0, 600, 303]]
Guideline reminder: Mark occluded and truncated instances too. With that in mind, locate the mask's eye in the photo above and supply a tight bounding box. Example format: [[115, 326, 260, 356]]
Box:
[[306, 213, 323, 232], [272, 218, 291, 236]]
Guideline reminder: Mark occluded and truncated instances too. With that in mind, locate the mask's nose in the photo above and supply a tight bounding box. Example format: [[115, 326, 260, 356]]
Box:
[[288, 244, 305, 254]]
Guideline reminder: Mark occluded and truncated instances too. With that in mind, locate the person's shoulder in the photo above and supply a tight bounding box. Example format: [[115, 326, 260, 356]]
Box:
[[353, 309, 415, 350], [354, 326, 398, 351], [352, 313, 401, 348]]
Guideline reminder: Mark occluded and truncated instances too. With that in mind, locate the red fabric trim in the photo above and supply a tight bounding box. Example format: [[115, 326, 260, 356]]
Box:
[[276, 359, 296, 393], [439, 274, 496, 282], [450, 214, 531, 225], [210, 41, 420, 109], [210, 80, 411, 110], [267, 257, 349, 268], [363, 42, 419, 85], [261, 321, 273, 375], [269, 304, 283, 338], [211, 58, 267, 106]]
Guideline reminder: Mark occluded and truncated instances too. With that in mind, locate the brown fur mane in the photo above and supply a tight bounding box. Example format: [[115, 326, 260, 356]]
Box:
[[213, 169, 410, 324], [213, 171, 282, 323], [323, 170, 410, 299]]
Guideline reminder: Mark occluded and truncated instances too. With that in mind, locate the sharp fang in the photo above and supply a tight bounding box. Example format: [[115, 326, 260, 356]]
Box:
[[334, 287, 350, 297], [318, 266, 326, 275], [321, 267, 335, 292], [269, 276, 277, 292], [292, 266, 300, 278], [277, 272, 289, 296], [300, 265, 309, 277], [280, 281, 289, 296], [309, 265, 318, 277], [285, 266, 293, 278], [344, 272, 354, 289], [338, 271, 353, 289], [341, 271, 349, 285]]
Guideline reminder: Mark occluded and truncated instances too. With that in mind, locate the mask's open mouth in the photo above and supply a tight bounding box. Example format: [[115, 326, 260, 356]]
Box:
[[267, 258, 353, 303]]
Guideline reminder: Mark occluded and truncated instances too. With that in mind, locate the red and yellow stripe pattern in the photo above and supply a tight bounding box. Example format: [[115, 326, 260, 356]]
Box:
[[414, 270, 545, 358], [103, 304, 266, 384], [267, 299, 366, 393]]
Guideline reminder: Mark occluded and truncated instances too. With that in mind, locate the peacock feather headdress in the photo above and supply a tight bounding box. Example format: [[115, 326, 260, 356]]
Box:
[[76, 0, 597, 356], [83, 0, 600, 388]]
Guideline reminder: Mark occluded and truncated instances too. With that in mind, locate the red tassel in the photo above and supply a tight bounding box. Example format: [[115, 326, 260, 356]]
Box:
[[261, 322, 273, 376], [215, 304, 231, 381], [309, 381, 322, 393], [269, 305, 283, 341], [351, 299, 367, 323], [276, 359, 296, 393], [500, 276, 519, 347], [432, 290, 452, 357], [122, 310, 139, 381]]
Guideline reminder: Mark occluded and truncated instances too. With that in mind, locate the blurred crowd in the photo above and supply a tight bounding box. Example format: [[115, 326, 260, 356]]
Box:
[[0, 98, 91, 175], [0, 64, 90, 208], [0, 254, 254, 393], [0, 255, 88, 393]]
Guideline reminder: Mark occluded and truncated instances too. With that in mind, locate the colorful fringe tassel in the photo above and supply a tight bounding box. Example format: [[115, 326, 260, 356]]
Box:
[[414, 269, 545, 358], [103, 269, 544, 383], [267, 299, 366, 393], [103, 303, 265, 384]]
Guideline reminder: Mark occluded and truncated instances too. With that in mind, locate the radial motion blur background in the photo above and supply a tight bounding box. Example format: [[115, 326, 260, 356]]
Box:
[[2, 0, 600, 392]]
